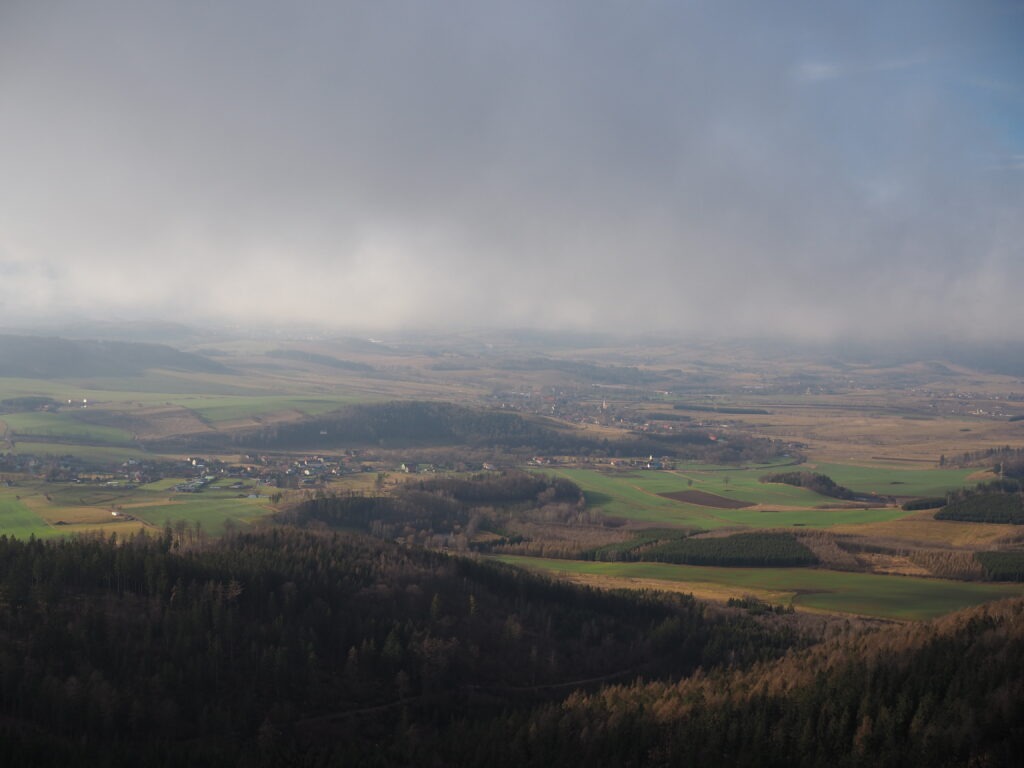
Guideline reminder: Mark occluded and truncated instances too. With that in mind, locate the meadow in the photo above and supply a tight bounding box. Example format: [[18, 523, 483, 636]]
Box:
[[495, 554, 1024, 620], [1, 411, 135, 445], [809, 462, 977, 497], [166, 394, 367, 423], [5, 441, 154, 463], [3, 479, 276, 539], [550, 463, 973, 530], [0, 490, 60, 539], [126, 494, 272, 535]]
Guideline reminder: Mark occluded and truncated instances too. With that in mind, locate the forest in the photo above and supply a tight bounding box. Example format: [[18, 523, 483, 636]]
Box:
[[428, 597, 1024, 767], [0, 528, 803, 766], [0, 528, 1021, 765], [935, 482, 1024, 524], [976, 551, 1024, 581], [640, 532, 818, 568], [281, 470, 589, 547]]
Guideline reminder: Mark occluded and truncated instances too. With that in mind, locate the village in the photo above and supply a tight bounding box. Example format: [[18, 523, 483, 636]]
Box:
[[0, 445, 687, 498]]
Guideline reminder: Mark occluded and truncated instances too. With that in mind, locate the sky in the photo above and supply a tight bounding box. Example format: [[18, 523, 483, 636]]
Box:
[[2, 1, 1023, 340]]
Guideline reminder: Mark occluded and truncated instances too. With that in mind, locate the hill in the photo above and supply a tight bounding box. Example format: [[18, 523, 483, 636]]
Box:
[[0, 334, 228, 378], [163, 400, 789, 463]]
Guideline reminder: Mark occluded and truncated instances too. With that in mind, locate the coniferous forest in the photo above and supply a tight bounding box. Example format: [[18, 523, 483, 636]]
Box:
[[0, 528, 1022, 766], [0, 528, 800, 766]]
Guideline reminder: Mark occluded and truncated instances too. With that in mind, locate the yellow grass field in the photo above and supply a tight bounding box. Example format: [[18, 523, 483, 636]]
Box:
[[830, 510, 1021, 548]]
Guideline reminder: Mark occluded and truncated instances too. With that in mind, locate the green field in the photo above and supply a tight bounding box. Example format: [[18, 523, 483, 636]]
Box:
[[0, 491, 59, 538], [6, 441, 157, 463], [137, 477, 194, 492], [1, 412, 134, 445], [0, 378, 85, 401], [551, 462, 982, 530], [0, 372, 373, 434], [1, 394, 363, 432], [177, 395, 363, 423], [0, 480, 275, 540], [551, 467, 927, 529], [550, 468, 725, 527], [127, 494, 271, 536], [561, 466, 847, 508], [496, 555, 1024, 620], [68, 372, 270, 398], [708, 506, 913, 527], [810, 462, 977, 497], [662, 458, 799, 473], [0, 374, 254, 403]]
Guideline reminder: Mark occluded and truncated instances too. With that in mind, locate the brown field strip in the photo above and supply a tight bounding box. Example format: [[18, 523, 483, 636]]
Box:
[[659, 490, 755, 509], [550, 571, 793, 605]]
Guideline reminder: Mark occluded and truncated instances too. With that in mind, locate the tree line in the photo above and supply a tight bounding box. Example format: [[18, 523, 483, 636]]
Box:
[[943, 445, 1024, 478], [760, 471, 858, 500]]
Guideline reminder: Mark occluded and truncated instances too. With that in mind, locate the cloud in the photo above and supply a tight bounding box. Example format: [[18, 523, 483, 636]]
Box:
[[795, 55, 929, 83], [793, 61, 843, 83], [0, 1, 1022, 340]]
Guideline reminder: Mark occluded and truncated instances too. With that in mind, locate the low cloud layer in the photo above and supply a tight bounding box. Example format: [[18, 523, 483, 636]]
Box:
[[2, 1, 1023, 340]]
